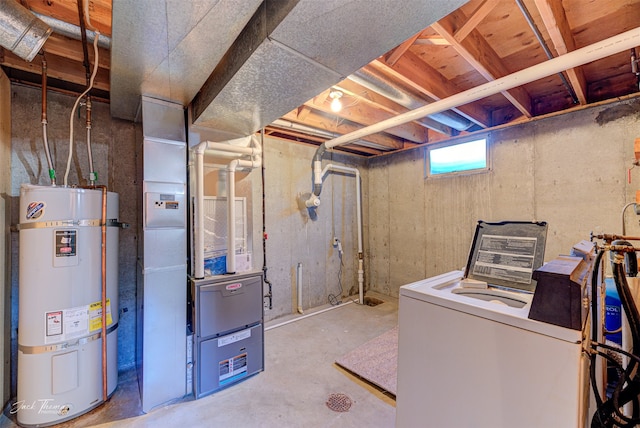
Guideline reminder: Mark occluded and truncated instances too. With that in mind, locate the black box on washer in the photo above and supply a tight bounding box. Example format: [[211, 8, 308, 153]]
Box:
[[529, 256, 590, 331]]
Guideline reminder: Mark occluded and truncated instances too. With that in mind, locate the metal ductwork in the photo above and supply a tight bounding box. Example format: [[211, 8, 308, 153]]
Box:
[[190, 0, 467, 136], [0, 1, 52, 62], [348, 67, 474, 132], [111, 0, 264, 121], [110, 0, 467, 132], [270, 118, 394, 151], [34, 12, 110, 49]]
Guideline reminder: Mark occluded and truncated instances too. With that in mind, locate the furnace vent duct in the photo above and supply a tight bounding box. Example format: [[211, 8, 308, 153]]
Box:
[[349, 68, 474, 132], [34, 12, 110, 49], [0, 1, 52, 61]]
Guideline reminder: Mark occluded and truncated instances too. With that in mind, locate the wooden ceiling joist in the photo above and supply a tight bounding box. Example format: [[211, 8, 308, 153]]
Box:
[[385, 32, 422, 66], [373, 56, 490, 128], [306, 88, 430, 143], [281, 109, 405, 151], [334, 78, 454, 136], [533, 0, 588, 104], [453, 0, 501, 43], [432, 10, 534, 118], [43, 34, 110, 70], [1, 49, 110, 92]]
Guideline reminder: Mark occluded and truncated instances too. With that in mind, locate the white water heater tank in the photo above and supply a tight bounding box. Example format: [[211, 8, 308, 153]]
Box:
[[17, 184, 119, 426]]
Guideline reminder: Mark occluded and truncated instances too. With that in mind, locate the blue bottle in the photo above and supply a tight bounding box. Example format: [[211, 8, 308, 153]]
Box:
[[605, 277, 622, 345]]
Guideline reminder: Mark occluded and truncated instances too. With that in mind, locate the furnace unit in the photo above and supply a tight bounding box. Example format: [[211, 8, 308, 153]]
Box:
[[190, 272, 264, 398]]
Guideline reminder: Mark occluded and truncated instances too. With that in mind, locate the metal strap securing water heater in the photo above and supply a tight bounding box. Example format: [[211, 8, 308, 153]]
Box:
[[18, 322, 118, 355], [17, 218, 123, 230]]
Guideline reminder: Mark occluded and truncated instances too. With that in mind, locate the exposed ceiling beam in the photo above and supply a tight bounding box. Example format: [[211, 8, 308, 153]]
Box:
[[532, 0, 587, 104], [373, 55, 490, 128], [281, 109, 405, 151], [263, 126, 385, 156], [43, 34, 110, 70], [296, 105, 312, 121], [432, 9, 533, 118], [453, 0, 500, 43], [414, 34, 450, 45], [306, 88, 430, 143], [385, 32, 421, 66], [334, 78, 454, 135], [0, 49, 109, 92]]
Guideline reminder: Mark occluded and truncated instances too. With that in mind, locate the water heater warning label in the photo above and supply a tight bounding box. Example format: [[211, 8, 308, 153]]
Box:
[[55, 230, 76, 257], [46, 311, 63, 336], [44, 299, 112, 344]]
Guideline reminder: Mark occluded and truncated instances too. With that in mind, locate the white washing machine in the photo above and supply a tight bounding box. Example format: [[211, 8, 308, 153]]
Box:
[[396, 270, 591, 428]]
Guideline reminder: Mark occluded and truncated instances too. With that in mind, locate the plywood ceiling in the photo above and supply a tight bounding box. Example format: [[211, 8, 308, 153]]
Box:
[[2, 0, 640, 156]]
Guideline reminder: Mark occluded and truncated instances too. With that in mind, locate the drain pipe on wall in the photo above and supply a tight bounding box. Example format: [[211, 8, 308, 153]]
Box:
[[193, 135, 261, 278], [296, 262, 303, 314], [307, 163, 364, 304]]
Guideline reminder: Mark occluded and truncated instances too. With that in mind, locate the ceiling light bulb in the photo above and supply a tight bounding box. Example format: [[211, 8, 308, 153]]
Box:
[[329, 90, 343, 112], [331, 97, 342, 112]]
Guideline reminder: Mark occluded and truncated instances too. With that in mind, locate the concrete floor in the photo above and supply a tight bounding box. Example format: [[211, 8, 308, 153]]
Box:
[[2, 292, 398, 428]]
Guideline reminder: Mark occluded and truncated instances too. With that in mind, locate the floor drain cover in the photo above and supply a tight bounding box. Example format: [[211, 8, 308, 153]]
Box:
[[364, 296, 384, 306], [326, 393, 353, 412]]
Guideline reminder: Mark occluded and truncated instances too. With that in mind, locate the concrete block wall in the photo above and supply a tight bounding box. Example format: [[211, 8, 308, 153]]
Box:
[[366, 97, 640, 297]]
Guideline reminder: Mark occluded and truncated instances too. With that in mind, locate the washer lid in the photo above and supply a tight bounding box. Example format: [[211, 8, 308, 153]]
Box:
[[464, 220, 548, 293]]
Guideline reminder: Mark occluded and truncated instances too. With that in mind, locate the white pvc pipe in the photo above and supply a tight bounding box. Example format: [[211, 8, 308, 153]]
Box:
[[265, 300, 354, 331], [205, 141, 257, 155], [227, 162, 237, 273], [321, 164, 363, 254], [226, 156, 262, 273], [321, 164, 364, 304], [323, 26, 640, 149], [297, 262, 304, 314], [193, 135, 261, 278], [194, 145, 206, 278]]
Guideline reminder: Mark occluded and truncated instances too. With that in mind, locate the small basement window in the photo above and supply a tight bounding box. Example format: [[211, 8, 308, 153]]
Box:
[[426, 138, 488, 177]]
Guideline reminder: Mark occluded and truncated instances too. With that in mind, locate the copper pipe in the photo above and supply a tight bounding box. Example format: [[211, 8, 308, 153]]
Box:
[[98, 185, 107, 402], [84, 185, 108, 401], [41, 54, 55, 185], [593, 233, 640, 242]]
